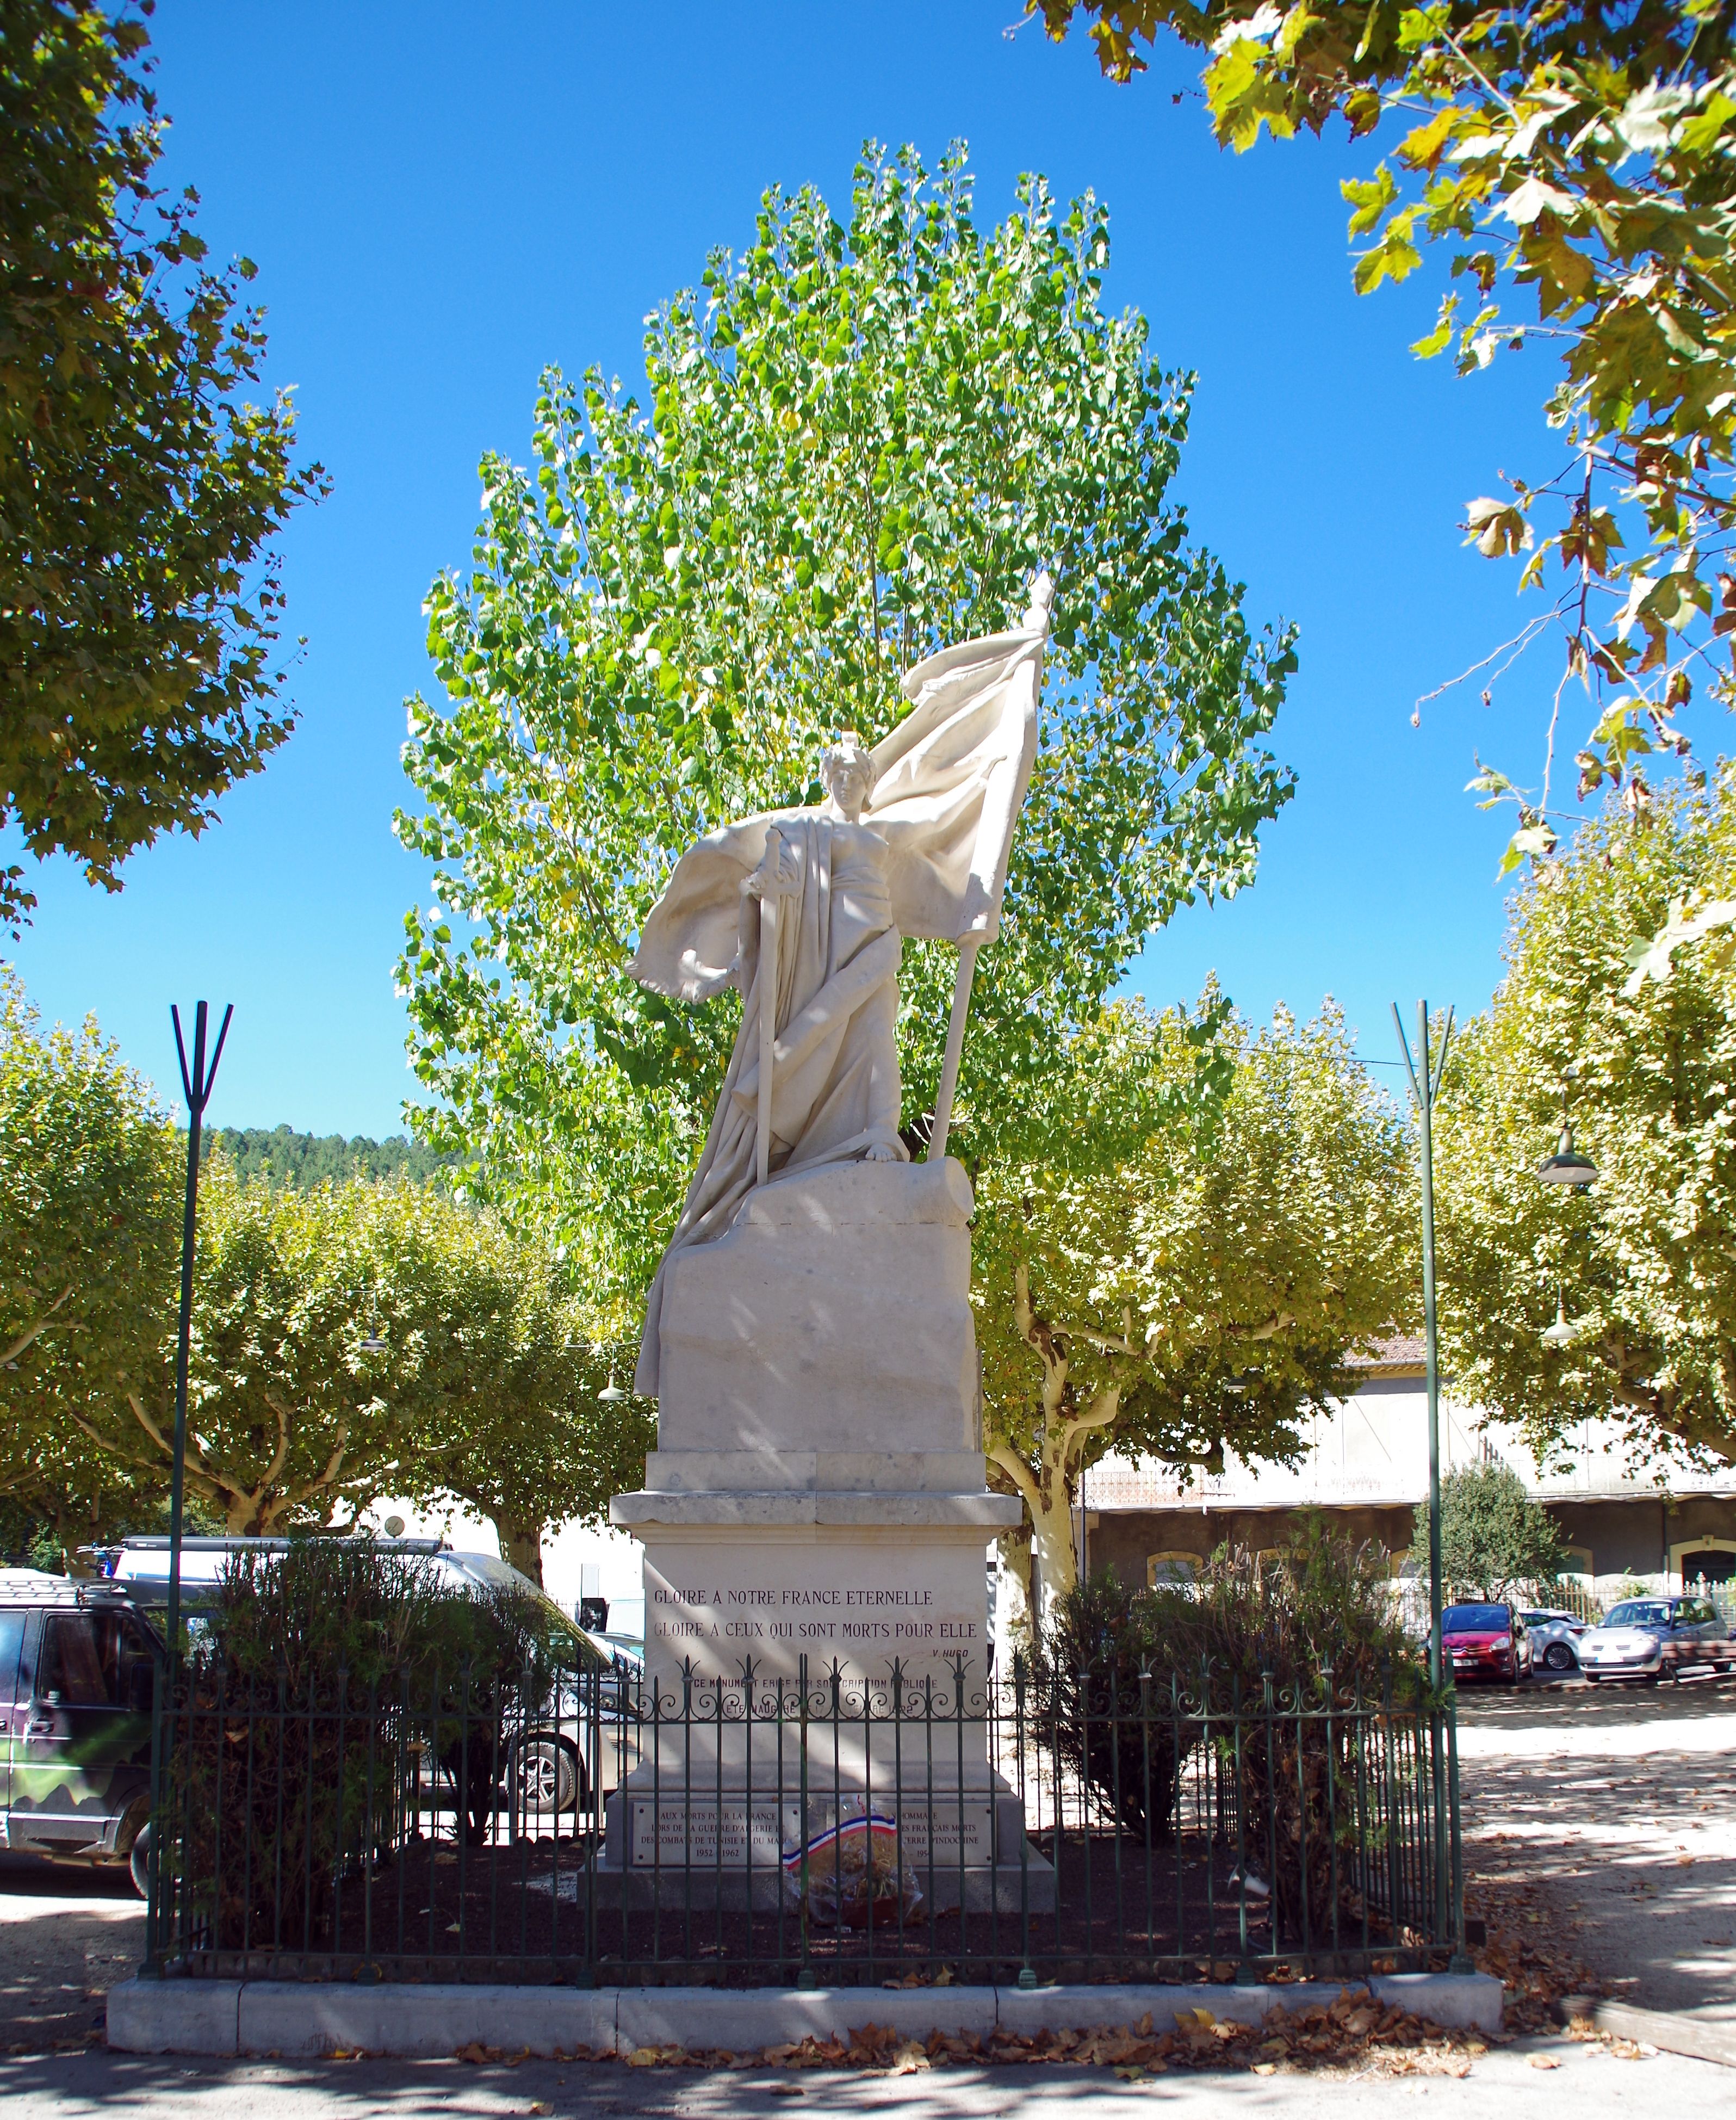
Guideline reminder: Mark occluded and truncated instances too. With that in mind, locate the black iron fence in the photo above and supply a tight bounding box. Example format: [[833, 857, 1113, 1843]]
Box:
[[145, 1652, 1466, 1988]]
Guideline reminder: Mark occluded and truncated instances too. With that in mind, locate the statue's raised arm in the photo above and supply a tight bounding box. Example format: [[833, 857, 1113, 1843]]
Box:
[[629, 574, 1053, 1394]]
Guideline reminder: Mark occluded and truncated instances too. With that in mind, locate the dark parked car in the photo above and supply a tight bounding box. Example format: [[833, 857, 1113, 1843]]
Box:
[[1441, 1602, 1533, 1684], [0, 1568, 159, 1893]]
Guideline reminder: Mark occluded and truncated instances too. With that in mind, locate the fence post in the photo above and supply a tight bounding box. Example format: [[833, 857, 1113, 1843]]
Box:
[[142, 1625, 169, 1977], [796, 1653, 814, 1990], [1014, 1649, 1036, 1988], [1445, 1692, 1473, 1973], [1232, 1668, 1256, 1985]]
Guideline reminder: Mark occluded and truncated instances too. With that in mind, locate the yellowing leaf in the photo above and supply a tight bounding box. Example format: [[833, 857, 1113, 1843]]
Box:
[[1412, 293, 1459, 358]]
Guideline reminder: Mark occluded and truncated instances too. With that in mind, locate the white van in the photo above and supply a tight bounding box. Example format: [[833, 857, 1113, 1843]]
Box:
[[108, 1536, 637, 1826]]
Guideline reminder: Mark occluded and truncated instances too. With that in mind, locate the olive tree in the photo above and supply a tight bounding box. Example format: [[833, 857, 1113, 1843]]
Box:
[[1424, 1461, 1565, 1603], [974, 996, 1417, 1627], [395, 143, 1295, 1304]]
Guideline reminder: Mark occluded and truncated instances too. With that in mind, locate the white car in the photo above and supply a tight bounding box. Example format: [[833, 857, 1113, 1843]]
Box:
[[1576, 1611, 1664, 1683], [108, 1535, 634, 1820], [1519, 1607, 1591, 1675]]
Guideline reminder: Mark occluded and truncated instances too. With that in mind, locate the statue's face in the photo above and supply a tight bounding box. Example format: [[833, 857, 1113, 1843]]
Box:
[[824, 753, 872, 821]]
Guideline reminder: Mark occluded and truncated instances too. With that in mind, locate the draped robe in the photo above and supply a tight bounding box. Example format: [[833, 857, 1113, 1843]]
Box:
[[629, 594, 1051, 1395]]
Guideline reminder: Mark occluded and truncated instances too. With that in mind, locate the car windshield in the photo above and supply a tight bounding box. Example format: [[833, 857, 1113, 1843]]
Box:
[[438, 1554, 611, 1671], [1605, 1601, 1669, 1627], [1442, 1605, 1509, 1631]]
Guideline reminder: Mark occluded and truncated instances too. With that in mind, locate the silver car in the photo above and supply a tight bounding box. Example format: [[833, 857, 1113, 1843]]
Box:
[[1519, 1607, 1590, 1675], [1578, 1594, 1734, 1684]]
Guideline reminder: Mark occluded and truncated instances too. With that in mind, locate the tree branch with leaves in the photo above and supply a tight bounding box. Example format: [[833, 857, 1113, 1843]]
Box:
[[1030, 0, 1736, 868], [974, 994, 1417, 1630]]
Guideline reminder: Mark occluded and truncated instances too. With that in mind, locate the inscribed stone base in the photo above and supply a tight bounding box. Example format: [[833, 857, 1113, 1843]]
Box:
[[622, 1514, 1013, 1697]]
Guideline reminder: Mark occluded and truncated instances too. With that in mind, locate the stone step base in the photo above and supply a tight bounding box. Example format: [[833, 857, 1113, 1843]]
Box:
[[108, 1970, 1503, 2059]]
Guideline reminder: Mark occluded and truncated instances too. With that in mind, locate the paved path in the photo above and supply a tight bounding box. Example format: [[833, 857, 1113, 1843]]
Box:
[[0, 2038, 1723, 2120], [1456, 1674, 1736, 2023], [0, 1856, 141, 2053]]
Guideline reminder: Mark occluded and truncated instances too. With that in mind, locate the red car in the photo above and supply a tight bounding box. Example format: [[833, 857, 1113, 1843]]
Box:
[[1441, 1602, 1533, 1684]]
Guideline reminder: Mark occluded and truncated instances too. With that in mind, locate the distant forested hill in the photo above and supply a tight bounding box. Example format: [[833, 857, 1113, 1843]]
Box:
[[201, 1126, 451, 1187]]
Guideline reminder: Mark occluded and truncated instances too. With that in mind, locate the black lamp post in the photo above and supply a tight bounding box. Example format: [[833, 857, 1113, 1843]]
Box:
[[1535, 1074, 1598, 1345], [146, 1000, 231, 1971], [1393, 999, 1453, 1693]]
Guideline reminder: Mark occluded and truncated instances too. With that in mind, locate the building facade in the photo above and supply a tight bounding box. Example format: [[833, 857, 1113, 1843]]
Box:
[[1081, 1338, 1736, 1600]]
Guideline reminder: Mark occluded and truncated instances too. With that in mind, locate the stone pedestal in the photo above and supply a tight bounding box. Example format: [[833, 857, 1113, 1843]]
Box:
[[604, 1158, 1046, 1909]]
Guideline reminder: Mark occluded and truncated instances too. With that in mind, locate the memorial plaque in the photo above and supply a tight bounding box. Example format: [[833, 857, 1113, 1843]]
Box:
[[629, 1798, 796, 1869], [629, 1793, 993, 1869]]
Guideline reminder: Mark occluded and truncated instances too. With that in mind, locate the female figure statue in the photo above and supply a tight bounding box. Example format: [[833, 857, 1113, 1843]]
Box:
[[630, 578, 1053, 1394]]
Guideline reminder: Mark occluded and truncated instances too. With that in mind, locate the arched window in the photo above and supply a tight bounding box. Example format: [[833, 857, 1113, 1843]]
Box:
[[1672, 1538, 1736, 1588], [1146, 1551, 1199, 1589]]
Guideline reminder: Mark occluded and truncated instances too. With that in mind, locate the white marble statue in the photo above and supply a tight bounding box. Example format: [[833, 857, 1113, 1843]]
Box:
[[630, 576, 1053, 1395]]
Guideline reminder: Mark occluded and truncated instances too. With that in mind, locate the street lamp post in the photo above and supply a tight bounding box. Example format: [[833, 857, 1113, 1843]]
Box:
[[1393, 999, 1474, 1975], [164, 1002, 232, 1667], [145, 1001, 231, 1973], [1393, 999, 1453, 1691]]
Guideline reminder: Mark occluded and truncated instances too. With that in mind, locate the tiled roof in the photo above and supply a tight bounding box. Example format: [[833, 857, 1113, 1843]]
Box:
[[1346, 1332, 1426, 1370]]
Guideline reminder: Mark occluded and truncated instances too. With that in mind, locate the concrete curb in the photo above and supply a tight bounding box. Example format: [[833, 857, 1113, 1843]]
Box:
[[1556, 1996, 1736, 2071], [108, 1970, 1503, 2059]]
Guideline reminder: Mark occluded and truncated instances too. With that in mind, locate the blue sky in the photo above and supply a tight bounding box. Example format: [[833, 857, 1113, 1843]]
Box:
[[8, 1, 1566, 1133]]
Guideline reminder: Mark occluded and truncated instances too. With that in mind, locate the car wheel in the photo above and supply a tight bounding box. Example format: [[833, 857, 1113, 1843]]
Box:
[[512, 1734, 585, 1818], [129, 1822, 152, 1900], [1543, 1642, 1575, 1673]]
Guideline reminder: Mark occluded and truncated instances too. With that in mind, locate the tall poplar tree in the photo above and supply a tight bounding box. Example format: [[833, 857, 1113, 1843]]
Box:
[[396, 144, 1297, 1305]]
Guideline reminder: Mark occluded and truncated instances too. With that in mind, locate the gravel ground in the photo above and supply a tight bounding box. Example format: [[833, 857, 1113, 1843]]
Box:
[[0, 1855, 142, 2053], [1455, 1672, 1736, 2023]]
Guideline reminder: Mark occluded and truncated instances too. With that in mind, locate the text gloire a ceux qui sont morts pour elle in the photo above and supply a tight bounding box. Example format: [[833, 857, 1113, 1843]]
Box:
[[650, 1585, 978, 1642]]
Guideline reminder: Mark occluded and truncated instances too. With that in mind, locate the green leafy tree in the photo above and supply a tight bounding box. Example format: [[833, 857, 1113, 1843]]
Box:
[[14, 1155, 650, 1568], [1030, 1, 1736, 865], [974, 996, 1417, 1624], [395, 143, 1295, 1301], [1424, 1458, 1564, 1601], [0, 965, 179, 1552], [1436, 763, 1736, 1468], [380, 1228, 653, 1585], [0, 1, 325, 931], [48, 1165, 427, 1537]]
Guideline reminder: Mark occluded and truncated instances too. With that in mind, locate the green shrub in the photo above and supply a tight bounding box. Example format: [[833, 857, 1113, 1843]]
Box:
[[1039, 1516, 1431, 1943], [168, 1541, 570, 1951], [1425, 1461, 1564, 1603]]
